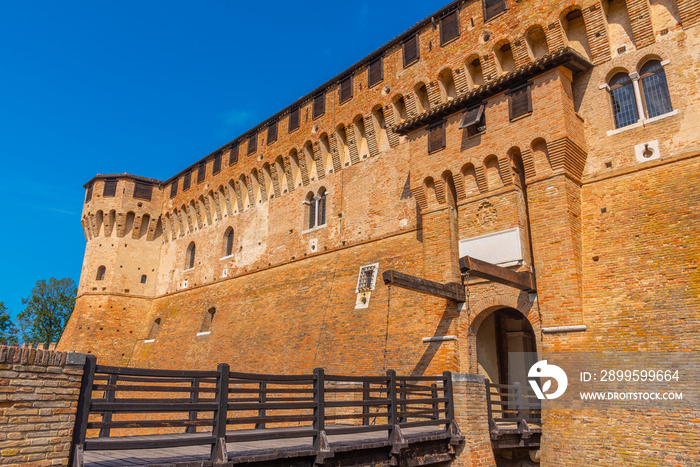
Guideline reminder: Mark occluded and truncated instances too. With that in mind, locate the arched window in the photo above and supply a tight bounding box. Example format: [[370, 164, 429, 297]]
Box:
[[305, 188, 327, 230], [148, 318, 161, 340], [224, 227, 234, 257], [200, 307, 215, 333], [609, 72, 639, 128], [640, 60, 673, 118], [186, 242, 196, 269], [96, 266, 106, 281]]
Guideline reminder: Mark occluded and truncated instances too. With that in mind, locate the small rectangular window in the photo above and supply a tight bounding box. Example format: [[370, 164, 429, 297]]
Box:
[[103, 179, 118, 197], [289, 107, 300, 132], [508, 83, 532, 120], [229, 144, 239, 165], [183, 171, 191, 191], [170, 179, 178, 198], [339, 75, 353, 104], [428, 121, 446, 153], [368, 56, 383, 88], [356, 263, 379, 292], [247, 133, 257, 155], [197, 163, 206, 183], [267, 120, 278, 144], [403, 33, 420, 67], [313, 92, 325, 119], [459, 103, 486, 137], [133, 182, 153, 201], [213, 154, 222, 174], [483, 0, 507, 21], [85, 184, 93, 203], [440, 11, 460, 45]]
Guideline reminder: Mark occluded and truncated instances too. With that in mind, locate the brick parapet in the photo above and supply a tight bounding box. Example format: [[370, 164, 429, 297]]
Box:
[[0, 345, 86, 467]]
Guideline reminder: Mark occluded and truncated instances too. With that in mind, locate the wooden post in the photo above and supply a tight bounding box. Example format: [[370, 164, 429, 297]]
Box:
[[443, 371, 454, 433], [255, 380, 267, 429], [69, 354, 96, 467], [99, 373, 117, 438], [399, 380, 407, 423], [186, 377, 199, 434], [210, 363, 229, 463], [514, 382, 523, 421], [387, 370, 397, 441], [431, 383, 439, 420], [312, 368, 325, 451], [362, 381, 370, 426]]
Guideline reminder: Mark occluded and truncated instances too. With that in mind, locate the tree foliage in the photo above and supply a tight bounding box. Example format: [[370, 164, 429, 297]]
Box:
[[18, 278, 76, 344], [0, 302, 18, 345]]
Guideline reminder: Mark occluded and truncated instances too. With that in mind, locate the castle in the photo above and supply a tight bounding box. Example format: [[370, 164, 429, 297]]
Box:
[[58, 0, 700, 464]]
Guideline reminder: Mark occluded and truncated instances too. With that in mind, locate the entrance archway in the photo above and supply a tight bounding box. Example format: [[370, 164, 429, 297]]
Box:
[[476, 307, 537, 387]]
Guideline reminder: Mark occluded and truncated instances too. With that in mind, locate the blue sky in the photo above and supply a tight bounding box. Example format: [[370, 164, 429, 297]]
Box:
[[0, 1, 444, 319]]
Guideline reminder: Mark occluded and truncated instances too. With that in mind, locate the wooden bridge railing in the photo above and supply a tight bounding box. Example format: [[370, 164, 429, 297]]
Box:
[[70, 356, 460, 466], [485, 379, 541, 438]]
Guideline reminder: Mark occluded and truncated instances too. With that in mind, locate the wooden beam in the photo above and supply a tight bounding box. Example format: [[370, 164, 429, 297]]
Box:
[[382, 270, 465, 302], [459, 256, 536, 292]]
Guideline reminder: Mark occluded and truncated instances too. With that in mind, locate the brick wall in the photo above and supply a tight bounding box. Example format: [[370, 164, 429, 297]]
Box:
[[0, 345, 86, 467]]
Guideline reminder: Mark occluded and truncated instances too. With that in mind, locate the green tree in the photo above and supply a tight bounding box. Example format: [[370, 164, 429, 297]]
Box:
[[18, 278, 76, 345], [0, 302, 19, 344]]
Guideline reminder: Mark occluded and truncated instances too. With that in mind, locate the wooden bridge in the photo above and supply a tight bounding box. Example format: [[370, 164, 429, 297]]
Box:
[[485, 380, 542, 450], [70, 356, 464, 466]]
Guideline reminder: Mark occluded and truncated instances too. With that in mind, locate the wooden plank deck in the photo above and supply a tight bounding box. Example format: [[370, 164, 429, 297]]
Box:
[[84, 426, 447, 466]]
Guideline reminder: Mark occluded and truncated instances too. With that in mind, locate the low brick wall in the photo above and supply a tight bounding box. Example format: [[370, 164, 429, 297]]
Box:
[[451, 374, 497, 467], [0, 345, 86, 467]]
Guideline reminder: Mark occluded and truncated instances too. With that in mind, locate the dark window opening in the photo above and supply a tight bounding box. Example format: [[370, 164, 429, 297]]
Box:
[[140, 275, 147, 284], [133, 182, 153, 201], [508, 83, 533, 120], [96, 266, 106, 281], [428, 121, 446, 153], [170, 180, 178, 198], [403, 33, 420, 67], [103, 179, 118, 197], [213, 154, 222, 174], [267, 121, 278, 144], [483, 0, 507, 21], [289, 107, 300, 132], [225, 227, 234, 257], [368, 57, 383, 88], [197, 163, 206, 183], [440, 11, 460, 45], [85, 184, 93, 203], [459, 103, 486, 136], [186, 242, 196, 269], [339, 75, 353, 104], [229, 144, 239, 165], [247, 133, 257, 155], [183, 171, 191, 191], [313, 92, 326, 119]]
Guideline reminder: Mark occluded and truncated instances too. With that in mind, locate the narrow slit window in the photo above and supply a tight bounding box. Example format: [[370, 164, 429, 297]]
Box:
[[339, 75, 353, 104], [289, 107, 300, 132], [368, 57, 383, 88], [508, 83, 532, 120], [609, 72, 639, 129], [459, 103, 486, 136], [640, 61, 673, 119], [403, 33, 419, 67], [247, 133, 257, 155], [224, 227, 234, 257], [313, 92, 325, 119], [197, 163, 206, 183], [440, 11, 460, 45], [186, 242, 196, 269], [103, 179, 118, 197], [428, 121, 446, 153], [85, 184, 93, 203], [140, 275, 147, 284], [213, 154, 222, 174], [267, 120, 278, 145]]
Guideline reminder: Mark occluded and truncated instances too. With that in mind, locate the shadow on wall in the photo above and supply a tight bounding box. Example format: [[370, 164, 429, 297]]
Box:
[[411, 302, 457, 375]]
